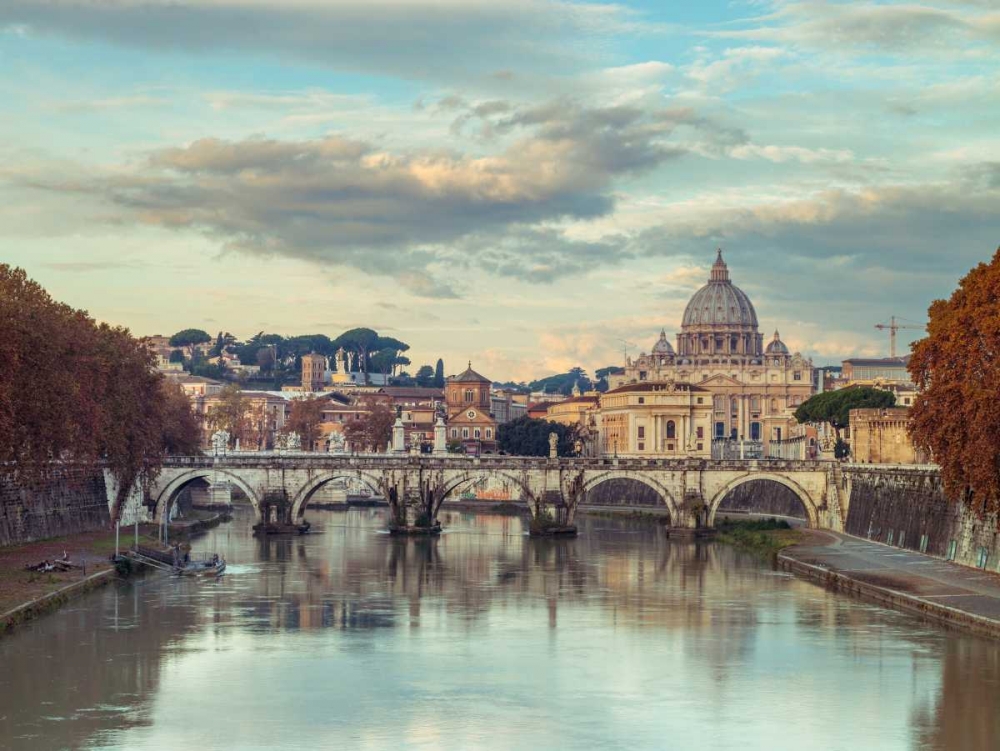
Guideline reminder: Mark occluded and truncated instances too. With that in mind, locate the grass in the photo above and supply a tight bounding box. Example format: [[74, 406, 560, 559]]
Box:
[[715, 518, 802, 560]]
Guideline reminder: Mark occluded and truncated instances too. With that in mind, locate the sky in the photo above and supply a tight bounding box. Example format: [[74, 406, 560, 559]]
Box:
[[1, 0, 998, 381]]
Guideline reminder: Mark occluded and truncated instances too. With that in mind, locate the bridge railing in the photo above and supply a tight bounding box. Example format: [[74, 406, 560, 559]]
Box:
[[160, 452, 837, 471]]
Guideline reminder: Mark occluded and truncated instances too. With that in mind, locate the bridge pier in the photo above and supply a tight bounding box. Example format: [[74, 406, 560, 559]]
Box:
[[253, 489, 310, 535], [387, 483, 442, 536]]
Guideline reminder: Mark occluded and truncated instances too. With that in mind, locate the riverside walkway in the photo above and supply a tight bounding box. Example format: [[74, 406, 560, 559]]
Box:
[[780, 531, 1000, 638]]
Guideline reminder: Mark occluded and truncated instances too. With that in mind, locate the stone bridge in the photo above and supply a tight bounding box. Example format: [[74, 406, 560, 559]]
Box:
[[145, 454, 849, 535]]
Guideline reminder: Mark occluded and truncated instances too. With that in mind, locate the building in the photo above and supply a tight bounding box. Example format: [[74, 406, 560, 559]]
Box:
[[842, 357, 912, 384], [445, 363, 498, 454], [606, 250, 815, 455], [599, 382, 712, 457], [850, 407, 929, 464], [167, 373, 224, 398], [301, 352, 328, 392]]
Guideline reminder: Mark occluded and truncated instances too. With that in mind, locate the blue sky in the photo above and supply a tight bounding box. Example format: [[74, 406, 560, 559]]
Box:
[[2, 0, 998, 380]]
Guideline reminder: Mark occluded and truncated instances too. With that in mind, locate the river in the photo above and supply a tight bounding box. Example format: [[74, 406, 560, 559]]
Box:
[[2, 506, 999, 750]]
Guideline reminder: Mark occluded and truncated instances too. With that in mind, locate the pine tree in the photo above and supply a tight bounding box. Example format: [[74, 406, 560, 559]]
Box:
[[434, 358, 445, 388]]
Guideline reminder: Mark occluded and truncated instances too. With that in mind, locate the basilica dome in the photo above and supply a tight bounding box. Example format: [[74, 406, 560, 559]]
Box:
[[681, 250, 758, 329], [651, 329, 675, 356], [765, 330, 789, 355]]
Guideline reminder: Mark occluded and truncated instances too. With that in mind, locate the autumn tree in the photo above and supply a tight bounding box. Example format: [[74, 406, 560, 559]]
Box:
[[344, 396, 396, 452], [0, 264, 199, 519], [909, 247, 1000, 514], [285, 395, 328, 450], [206, 384, 248, 447], [159, 381, 202, 454]]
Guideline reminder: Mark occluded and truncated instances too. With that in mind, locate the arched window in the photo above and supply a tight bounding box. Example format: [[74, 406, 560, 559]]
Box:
[[464, 388, 475, 403], [666, 420, 676, 439]]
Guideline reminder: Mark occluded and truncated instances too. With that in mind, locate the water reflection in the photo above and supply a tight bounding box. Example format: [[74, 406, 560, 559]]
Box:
[[0, 506, 997, 750]]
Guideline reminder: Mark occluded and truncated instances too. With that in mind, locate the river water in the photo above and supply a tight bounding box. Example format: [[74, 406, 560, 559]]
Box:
[[2, 506, 1000, 751]]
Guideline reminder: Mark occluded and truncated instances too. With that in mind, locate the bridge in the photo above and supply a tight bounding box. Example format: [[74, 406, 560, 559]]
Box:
[[144, 454, 849, 535]]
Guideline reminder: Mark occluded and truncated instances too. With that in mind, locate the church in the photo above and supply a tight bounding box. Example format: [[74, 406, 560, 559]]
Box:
[[603, 251, 815, 457]]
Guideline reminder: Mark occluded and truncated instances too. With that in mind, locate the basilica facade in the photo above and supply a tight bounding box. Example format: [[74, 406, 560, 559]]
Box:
[[602, 251, 815, 456]]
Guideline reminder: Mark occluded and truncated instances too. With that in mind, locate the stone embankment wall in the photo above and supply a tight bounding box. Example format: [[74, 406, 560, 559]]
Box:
[[0, 469, 111, 547], [845, 466, 1000, 570]]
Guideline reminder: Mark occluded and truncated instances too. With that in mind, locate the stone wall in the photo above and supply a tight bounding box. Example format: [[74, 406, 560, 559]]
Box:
[[845, 466, 1000, 570], [0, 469, 111, 547], [715, 479, 810, 519]]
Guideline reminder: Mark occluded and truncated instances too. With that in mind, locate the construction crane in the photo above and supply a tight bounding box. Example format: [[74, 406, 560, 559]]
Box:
[[874, 316, 925, 358]]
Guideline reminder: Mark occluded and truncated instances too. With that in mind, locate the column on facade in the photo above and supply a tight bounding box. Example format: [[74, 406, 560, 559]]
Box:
[[736, 396, 744, 441]]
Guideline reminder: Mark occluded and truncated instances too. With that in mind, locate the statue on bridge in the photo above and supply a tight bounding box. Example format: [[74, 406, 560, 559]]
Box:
[[327, 431, 346, 454], [210, 430, 230, 456]]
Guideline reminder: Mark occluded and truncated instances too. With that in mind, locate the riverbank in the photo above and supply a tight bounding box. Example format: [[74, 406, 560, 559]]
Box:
[[715, 518, 802, 559], [779, 530, 1000, 639], [0, 527, 145, 635], [1, 510, 228, 636]]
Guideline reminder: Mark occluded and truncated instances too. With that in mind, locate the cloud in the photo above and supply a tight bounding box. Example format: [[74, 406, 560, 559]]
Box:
[[7, 99, 690, 296], [0, 0, 646, 83], [714, 1, 1000, 54], [728, 144, 855, 164]]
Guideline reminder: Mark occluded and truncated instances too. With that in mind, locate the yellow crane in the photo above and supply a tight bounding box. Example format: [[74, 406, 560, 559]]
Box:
[[874, 316, 925, 358]]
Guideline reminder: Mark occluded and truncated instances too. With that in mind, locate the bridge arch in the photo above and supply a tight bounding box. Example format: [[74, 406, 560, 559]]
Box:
[[289, 471, 387, 520], [706, 473, 819, 528], [437, 470, 535, 510], [154, 469, 262, 523], [580, 470, 679, 517]]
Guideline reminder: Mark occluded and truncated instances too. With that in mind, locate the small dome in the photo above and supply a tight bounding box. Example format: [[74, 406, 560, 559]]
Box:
[[652, 329, 675, 355], [765, 330, 789, 355], [681, 249, 759, 329]]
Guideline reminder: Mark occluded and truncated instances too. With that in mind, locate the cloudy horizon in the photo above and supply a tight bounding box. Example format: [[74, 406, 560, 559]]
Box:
[[2, 0, 998, 380]]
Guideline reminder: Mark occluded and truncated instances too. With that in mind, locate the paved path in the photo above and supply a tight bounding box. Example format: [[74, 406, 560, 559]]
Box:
[[781, 530, 1000, 635]]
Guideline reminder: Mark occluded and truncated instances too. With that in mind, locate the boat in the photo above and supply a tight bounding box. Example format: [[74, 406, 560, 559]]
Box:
[[174, 554, 226, 577]]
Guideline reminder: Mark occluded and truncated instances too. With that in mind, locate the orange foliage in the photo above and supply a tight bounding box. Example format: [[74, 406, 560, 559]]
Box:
[[909, 247, 1000, 515], [0, 265, 200, 516]]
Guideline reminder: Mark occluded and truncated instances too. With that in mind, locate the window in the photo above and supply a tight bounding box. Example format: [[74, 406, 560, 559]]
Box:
[[451, 428, 458, 438], [666, 420, 676, 439], [667, 443, 674, 451], [637, 426, 645, 439], [696, 426, 704, 439], [486, 428, 493, 439], [750, 422, 761, 440], [474, 428, 481, 439], [715, 422, 725, 438], [462, 428, 469, 439], [697, 397, 704, 404], [697, 442, 703, 451], [639, 371, 647, 381], [464, 388, 475, 402], [793, 371, 802, 381], [638, 442, 645, 451], [638, 397, 645, 404]]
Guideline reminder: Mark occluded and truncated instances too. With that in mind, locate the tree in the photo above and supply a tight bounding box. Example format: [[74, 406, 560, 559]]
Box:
[[333, 328, 380, 381], [909, 247, 1000, 514], [434, 359, 445, 388], [206, 385, 248, 448], [497, 417, 577, 457], [169, 328, 212, 347], [285, 395, 327, 451], [344, 396, 395, 452], [160, 381, 202, 454], [415, 365, 435, 387], [168, 348, 185, 363], [210, 331, 236, 358], [0, 264, 194, 518], [529, 367, 592, 396], [794, 386, 895, 438]]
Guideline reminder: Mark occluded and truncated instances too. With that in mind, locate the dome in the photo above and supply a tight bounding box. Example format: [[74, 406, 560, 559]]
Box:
[[651, 329, 674, 355], [765, 330, 789, 355], [681, 250, 759, 329]]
